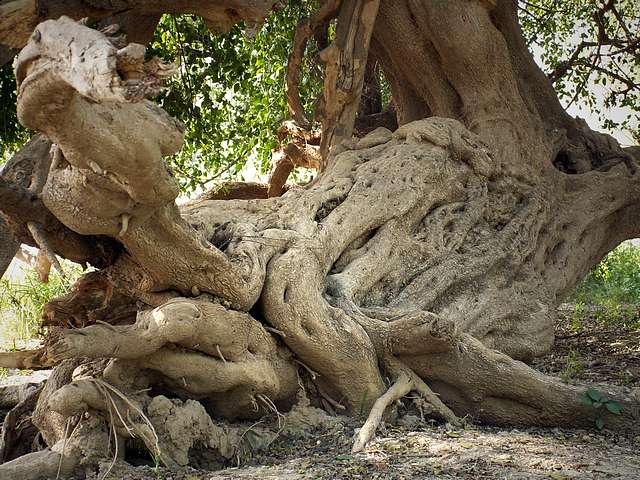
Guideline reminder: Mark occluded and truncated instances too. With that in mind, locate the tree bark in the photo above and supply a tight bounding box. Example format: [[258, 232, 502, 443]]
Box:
[[0, 2, 639, 478], [0, 0, 281, 49], [0, 220, 18, 279], [0, 134, 51, 277]]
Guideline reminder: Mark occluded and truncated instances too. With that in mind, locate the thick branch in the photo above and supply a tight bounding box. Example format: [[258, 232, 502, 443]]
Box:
[[15, 18, 272, 309], [267, 143, 320, 197], [319, 0, 380, 167], [0, 176, 120, 269], [286, 0, 341, 127], [195, 181, 275, 201], [0, 0, 280, 49]]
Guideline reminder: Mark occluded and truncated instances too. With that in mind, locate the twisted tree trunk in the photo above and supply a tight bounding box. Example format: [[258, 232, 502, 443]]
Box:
[[0, 1, 639, 478]]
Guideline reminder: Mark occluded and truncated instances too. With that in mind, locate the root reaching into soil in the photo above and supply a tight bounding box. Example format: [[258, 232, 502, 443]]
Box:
[[352, 372, 412, 453]]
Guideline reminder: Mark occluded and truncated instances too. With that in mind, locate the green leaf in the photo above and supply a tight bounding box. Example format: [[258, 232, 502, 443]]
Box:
[[586, 388, 603, 402], [335, 455, 353, 461], [579, 392, 593, 406], [605, 401, 623, 415], [595, 418, 605, 430]]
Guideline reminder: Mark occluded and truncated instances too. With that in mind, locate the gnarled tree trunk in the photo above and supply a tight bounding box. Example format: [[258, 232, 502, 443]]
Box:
[[0, 1, 638, 478]]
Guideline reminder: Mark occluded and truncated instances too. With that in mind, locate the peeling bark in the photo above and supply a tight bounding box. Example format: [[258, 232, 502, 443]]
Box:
[[319, 0, 380, 166], [285, 0, 341, 128]]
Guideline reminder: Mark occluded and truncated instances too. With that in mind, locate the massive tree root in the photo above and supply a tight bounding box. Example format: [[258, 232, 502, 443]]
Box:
[[0, 6, 639, 479]]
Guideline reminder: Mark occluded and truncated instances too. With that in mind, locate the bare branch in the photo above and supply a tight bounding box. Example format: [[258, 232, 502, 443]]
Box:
[[286, 0, 342, 128], [319, 0, 381, 167]]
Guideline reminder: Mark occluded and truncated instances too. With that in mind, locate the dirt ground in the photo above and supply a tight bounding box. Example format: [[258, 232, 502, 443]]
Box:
[[3, 309, 640, 479]]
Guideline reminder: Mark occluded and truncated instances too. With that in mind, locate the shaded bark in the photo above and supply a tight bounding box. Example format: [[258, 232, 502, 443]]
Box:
[[318, 0, 380, 166], [0, 220, 17, 278], [0, 0, 281, 49], [0, 134, 51, 277]]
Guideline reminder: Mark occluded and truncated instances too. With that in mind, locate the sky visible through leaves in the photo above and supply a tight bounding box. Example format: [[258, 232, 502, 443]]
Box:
[[0, 0, 638, 187]]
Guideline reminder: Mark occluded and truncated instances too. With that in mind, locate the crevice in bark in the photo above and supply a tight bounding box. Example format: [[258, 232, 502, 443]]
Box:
[[553, 150, 578, 174]]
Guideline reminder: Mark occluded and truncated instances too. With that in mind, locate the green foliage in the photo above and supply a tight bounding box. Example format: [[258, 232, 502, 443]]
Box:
[[1, 2, 637, 181], [519, 0, 640, 141], [0, 63, 30, 164], [147, 1, 321, 193], [569, 300, 586, 332], [571, 242, 640, 327], [579, 387, 623, 430], [0, 263, 83, 346], [560, 349, 583, 383]]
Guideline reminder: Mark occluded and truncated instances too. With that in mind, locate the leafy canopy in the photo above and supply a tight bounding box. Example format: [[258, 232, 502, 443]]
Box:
[[1, 0, 638, 178], [519, 0, 639, 144], [146, 0, 321, 193]]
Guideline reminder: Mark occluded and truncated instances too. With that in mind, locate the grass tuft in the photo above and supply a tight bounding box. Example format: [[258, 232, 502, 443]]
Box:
[[0, 262, 83, 347]]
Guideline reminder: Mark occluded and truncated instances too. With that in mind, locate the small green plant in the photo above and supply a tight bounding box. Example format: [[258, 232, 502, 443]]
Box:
[[579, 387, 623, 430], [358, 390, 369, 418], [560, 349, 583, 384], [570, 301, 586, 332], [0, 262, 83, 347], [571, 242, 640, 328]]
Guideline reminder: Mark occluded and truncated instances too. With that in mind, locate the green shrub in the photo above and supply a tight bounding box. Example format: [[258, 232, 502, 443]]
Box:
[[571, 242, 640, 327], [0, 263, 83, 347], [579, 387, 623, 430], [574, 242, 640, 304], [560, 349, 583, 384]]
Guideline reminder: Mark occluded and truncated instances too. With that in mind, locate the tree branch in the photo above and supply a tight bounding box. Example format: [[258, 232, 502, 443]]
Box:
[[0, 176, 121, 269], [0, 0, 281, 49], [286, 0, 341, 128], [319, 0, 380, 167]]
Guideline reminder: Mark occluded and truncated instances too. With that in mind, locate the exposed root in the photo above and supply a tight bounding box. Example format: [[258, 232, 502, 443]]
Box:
[[43, 367, 289, 471], [43, 298, 298, 420], [402, 330, 640, 429], [0, 448, 75, 480], [384, 357, 459, 425], [316, 383, 346, 412], [352, 372, 412, 453], [0, 382, 42, 463], [352, 356, 460, 453], [56, 418, 73, 480], [0, 382, 41, 411], [0, 347, 55, 370], [0, 414, 109, 480]]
